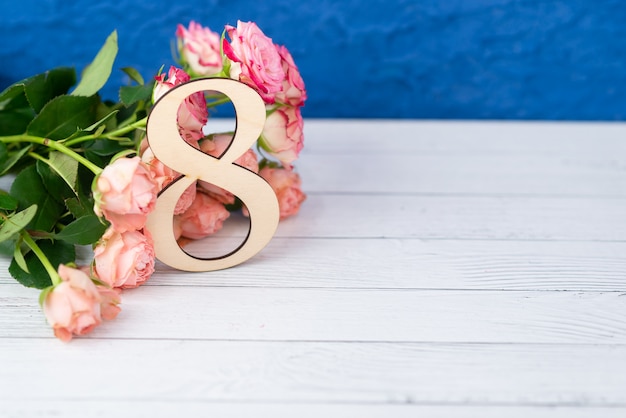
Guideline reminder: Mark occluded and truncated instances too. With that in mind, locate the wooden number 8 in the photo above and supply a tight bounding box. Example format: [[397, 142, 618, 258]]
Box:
[[144, 78, 280, 272]]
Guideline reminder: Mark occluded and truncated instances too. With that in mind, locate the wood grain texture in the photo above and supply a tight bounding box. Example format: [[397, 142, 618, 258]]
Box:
[[3, 402, 625, 418], [0, 120, 625, 416], [1, 339, 625, 406], [3, 284, 626, 343]]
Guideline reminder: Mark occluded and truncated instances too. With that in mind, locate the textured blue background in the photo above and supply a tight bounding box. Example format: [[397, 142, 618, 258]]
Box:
[[1, 0, 625, 119]]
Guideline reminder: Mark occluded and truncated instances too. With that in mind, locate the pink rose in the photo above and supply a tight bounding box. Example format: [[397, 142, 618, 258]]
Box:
[[274, 45, 307, 106], [141, 146, 196, 215], [153, 66, 208, 143], [94, 157, 159, 233], [223, 21, 285, 103], [94, 227, 156, 289], [197, 134, 259, 204], [260, 167, 306, 219], [176, 192, 230, 240], [176, 21, 223, 76], [43, 265, 103, 342], [260, 106, 304, 167], [97, 285, 122, 321]]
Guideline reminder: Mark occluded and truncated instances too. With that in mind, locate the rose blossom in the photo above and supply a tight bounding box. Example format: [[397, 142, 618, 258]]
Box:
[[176, 192, 230, 240], [94, 156, 158, 233], [274, 45, 307, 106], [260, 167, 306, 219], [223, 20, 285, 102], [94, 227, 155, 289], [96, 285, 122, 320], [176, 21, 223, 76], [197, 133, 259, 204], [153, 66, 208, 143], [260, 106, 304, 167], [141, 146, 197, 215], [43, 265, 103, 342]]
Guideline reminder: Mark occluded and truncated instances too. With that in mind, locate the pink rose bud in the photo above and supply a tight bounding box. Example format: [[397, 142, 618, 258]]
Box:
[[153, 66, 208, 144], [176, 192, 230, 240], [94, 156, 159, 233], [197, 134, 259, 204], [141, 146, 197, 215], [43, 265, 104, 342], [274, 45, 307, 107], [260, 106, 304, 167], [223, 20, 285, 103], [260, 167, 306, 220], [94, 227, 156, 289], [176, 21, 223, 76]]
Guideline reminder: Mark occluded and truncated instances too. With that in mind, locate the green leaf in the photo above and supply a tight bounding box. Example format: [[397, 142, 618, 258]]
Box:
[[9, 239, 75, 289], [0, 146, 32, 176], [37, 151, 79, 195], [24, 67, 77, 113], [27, 95, 99, 140], [83, 109, 119, 132], [36, 159, 75, 203], [121, 67, 145, 85], [0, 108, 36, 135], [85, 138, 127, 157], [0, 190, 18, 211], [65, 194, 95, 218], [0, 205, 38, 243], [10, 165, 64, 231], [119, 83, 154, 106], [71, 31, 118, 97], [13, 242, 29, 273], [54, 215, 107, 245]]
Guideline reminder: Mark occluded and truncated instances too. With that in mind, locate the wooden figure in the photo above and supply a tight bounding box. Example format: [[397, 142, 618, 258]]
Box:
[[144, 78, 280, 272]]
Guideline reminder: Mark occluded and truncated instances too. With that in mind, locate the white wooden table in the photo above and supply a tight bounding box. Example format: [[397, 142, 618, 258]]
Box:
[[1, 120, 625, 417]]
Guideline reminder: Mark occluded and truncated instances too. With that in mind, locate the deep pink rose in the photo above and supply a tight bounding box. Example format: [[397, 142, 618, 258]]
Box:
[[176, 21, 223, 76], [43, 265, 103, 342], [261, 106, 304, 167], [223, 21, 285, 103], [153, 66, 208, 143], [274, 45, 307, 107], [197, 134, 259, 204], [94, 227, 156, 289], [176, 192, 230, 240], [260, 167, 306, 220], [141, 146, 197, 215], [94, 157, 158, 233]]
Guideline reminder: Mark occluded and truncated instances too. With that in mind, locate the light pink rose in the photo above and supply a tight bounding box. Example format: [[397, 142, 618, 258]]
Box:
[[176, 192, 230, 240], [261, 106, 304, 167], [94, 157, 158, 233], [43, 265, 103, 342], [141, 146, 197, 215], [153, 66, 208, 143], [223, 21, 285, 103], [96, 286, 122, 320], [274, 45, 307, 107], [197, 134, 259, 204], [94, 227, 155, 289], [260, 167, 306, 220], [176, 21, 223, 76]]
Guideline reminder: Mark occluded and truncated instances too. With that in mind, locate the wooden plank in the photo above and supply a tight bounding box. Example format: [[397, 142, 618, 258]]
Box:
[[2, 285, 626, 343], [298, 154, 626, 196], [2, 402, 625, 418], [0, 339, 625, 406], [2, 239, 624, 291], [302, 120, 626, 156], [273, 194, 626, 241]]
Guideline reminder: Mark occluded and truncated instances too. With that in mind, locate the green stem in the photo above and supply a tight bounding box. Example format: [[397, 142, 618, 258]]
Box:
[[21, 232, 61, 286], [1, 135, 102, 175], [206, 97, 232, 108], [63, 116, 148, 147]]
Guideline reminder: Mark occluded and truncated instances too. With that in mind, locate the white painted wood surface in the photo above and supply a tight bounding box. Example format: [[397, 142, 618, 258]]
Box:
[[1, 120, 625, 417]]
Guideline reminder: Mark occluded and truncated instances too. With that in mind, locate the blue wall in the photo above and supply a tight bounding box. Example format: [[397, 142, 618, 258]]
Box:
[[1, 0, 625, 119]]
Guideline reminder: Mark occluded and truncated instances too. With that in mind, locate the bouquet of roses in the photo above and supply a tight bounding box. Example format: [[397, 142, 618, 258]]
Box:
[[0, 20, 306, 341]]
